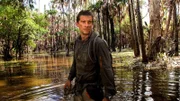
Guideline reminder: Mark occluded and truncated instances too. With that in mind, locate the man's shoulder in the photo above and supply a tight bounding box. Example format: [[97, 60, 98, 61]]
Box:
[[91, 32, 108, 46], [92, 34, 103, 43], [95, 36, 108, 46]]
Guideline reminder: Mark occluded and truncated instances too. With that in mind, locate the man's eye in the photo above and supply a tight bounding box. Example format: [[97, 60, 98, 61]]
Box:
[[81, 21, 85, 23], [88, 21, 92, 24]]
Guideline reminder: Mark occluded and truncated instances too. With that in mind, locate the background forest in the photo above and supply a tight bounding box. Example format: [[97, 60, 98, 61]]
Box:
[[0, 0, 179, 62]]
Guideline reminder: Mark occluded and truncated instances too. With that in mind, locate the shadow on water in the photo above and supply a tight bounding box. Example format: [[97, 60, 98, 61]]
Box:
[[0, 54, 180, 101]]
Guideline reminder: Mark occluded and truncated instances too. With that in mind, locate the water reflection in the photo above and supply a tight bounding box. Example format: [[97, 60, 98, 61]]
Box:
[[0, 54, 72, 101], [133, 69, 143, 101], [0, 54, 179, 101], [114, 65, 180, 101], [150, 69, 179, 101]]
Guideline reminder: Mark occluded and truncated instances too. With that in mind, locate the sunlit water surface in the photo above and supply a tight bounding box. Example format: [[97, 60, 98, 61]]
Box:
[[0, 54, 179, 101]]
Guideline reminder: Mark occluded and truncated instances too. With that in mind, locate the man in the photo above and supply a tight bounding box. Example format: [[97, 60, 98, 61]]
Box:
[[64, 10, 116, 101]]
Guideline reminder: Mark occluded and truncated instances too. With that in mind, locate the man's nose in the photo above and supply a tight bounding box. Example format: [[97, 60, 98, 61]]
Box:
[[84, 22, 90, 26]]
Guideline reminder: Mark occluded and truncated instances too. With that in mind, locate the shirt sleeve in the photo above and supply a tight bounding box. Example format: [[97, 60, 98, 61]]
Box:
[[96, 39, 116, 97], [68, 57, 76, 81]]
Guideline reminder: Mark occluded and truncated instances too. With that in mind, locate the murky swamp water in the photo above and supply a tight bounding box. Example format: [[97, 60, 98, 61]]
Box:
[[0, 54, 179, 101]]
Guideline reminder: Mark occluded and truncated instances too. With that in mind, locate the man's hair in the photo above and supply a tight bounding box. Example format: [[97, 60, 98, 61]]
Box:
[[76, 10, 93, 22]]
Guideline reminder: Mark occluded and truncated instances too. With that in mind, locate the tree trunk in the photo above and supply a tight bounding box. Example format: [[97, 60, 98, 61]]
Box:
[[97, 10, 102, 38], [118, 5, 122, 52], [102, 4, 107, 41], [128, 0, 140, 57], [173, 0, 179, 56], [17, 29, 22, 58], [148, 0, 161, 43], [3, 36, 12, 61], [165, 0, 173, 38], [136, 0, 148, 63], [50, 14, 55, 54], [66, 3, 71, 56], [106, 3, 110, 46], [147, 0, 161, 60], [110, 17, 116, 51]]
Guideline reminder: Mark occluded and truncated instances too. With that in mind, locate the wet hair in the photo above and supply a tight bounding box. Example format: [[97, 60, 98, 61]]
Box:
[[76, 10, 93, 22]]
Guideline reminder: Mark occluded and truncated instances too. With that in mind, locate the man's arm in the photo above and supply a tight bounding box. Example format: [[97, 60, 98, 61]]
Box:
[[96, 39, 116, 99], [68, 58, 76, 81], [64, 58, 76, 89]]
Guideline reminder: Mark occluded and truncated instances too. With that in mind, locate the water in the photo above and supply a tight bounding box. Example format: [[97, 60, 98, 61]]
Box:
[[0, 54, 72, 101], [0, 54, 179, 101], [114, 66, 180, 101]]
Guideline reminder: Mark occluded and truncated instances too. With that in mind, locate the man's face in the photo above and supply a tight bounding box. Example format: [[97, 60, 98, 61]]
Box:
[[76, 15, 93, 35]]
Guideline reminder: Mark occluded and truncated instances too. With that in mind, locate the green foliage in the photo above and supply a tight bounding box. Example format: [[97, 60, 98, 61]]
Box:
[[114, 0, 128, 4], [88, 1, 103, 11], [0, 0, 35, 10], [120, 15, 131, 34], [31, 12, 49, 41], [0, 2, 49, 56], [0, 5, 18, 38], [74, 28, 79, 32], [46, 9, 58, 15], [26, 39, 36, 48], [56, 31, 64, 36], [32, 12, 49, 28], [112, 51, 135, 67]]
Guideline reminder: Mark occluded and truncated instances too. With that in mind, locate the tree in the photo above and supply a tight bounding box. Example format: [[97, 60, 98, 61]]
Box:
[[0, 2, 48, 60], [164, 0, 173, 38], [173, 0, 178, 56], [88, 1, 103, 37], [128, 0, 140, 57], [0, 0, 35, 9], [147, 0, 162, 60], [0, 5, 19, 60], [46, 9, 58, 53], [66, 0, 71, 56], [136, 0, 148, 62]]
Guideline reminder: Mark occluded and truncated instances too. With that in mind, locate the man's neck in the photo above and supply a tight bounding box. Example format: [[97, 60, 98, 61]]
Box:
[[81, 35, 89, 41], [80, 33, 91, 41]]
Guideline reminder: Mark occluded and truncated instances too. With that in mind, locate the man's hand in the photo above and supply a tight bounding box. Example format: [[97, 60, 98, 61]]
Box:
[[64, 80, 71, 95], [64, 80, 71, 89], [102, 97, 110, 101]]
